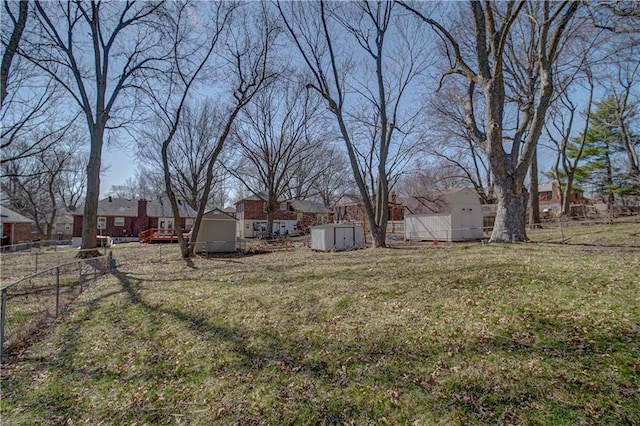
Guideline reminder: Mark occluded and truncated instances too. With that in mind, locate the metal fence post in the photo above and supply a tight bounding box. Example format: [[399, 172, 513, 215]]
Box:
[[55, 267, 60, 317], [34, 253, 39, 273], [78, 261, 83, 292], [94, 259, 97, 281], [1, 289, 7, 360]]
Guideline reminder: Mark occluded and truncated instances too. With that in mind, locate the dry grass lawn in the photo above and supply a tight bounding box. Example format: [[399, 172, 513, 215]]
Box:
[[1, 225, 639, 424]]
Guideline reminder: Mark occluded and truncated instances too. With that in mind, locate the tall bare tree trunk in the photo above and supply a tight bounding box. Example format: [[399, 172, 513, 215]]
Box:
[[529, 149, 541, 228]]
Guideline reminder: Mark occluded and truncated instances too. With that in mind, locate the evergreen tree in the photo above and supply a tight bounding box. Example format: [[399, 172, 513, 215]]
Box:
[[574, 95, 639, 210]]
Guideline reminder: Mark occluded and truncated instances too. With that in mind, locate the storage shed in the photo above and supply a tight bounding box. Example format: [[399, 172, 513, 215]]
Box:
[[404, 188, 483, 242], [311, 223, 364, 251], [193, 209, 237, 253]]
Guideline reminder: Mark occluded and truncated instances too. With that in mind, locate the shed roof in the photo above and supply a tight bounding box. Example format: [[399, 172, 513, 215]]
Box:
[[0, 206, 33, 224], [202, 208, 237, 220], [405, 188, 477, 215]]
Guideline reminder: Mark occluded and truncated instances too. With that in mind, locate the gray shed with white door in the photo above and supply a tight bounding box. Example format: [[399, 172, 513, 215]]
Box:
[[193, 209, 237, 253], [404, 188, 483, 241], [311, 223, 364, 251]]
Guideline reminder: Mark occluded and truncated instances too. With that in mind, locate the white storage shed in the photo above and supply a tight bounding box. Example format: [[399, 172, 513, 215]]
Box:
[[311, 223, 364, 251], [193, 209, 237, 253], [404, 188, 483, 242]]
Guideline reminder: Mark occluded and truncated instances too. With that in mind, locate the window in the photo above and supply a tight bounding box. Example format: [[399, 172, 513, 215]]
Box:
[[97, 217, 107, 230], [65, 224, 71, 231], [546, 191, 553, 200], [114, 217, 125, 226], [280, 203, 287, 211], [185, 218, 194, 229]]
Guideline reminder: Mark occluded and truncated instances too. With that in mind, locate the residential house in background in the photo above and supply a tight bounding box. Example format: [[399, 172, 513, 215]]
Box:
[[538, 182, 589, 215], [333, 192, 404, 223], [289, 199, 332, 233], [235, 193, 298, 238], [1, 206, 34, 246], [71, 196, 197, 244], [50, 213, 74, 240]]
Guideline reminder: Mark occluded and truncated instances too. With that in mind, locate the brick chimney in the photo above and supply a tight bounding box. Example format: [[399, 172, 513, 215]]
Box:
[[137, 199, 149, 235]]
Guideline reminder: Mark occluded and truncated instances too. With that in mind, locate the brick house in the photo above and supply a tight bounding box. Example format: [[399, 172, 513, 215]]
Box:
[[334, 193, 404, 223], [235, 193, 298, 238], [539, 182, 588, 213], [48, 213, 74, 240], [289, 199, 332, 233], [72, 197, 196, 241], [1, 206, 34, 246]]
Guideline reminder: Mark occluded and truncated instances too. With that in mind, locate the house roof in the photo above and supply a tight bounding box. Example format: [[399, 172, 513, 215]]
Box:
[[76, 197, 196, 218], [236, 191, 268, 203], [95, 198, 138, 217], [0, 206, 33, 224], [290, 199, 332, 214], [538, 183, 554, 192], [54, 214, 74, 224], [146, 198, 196, 218], [334, 194, 361, 207], [405, 188, 475, 215]]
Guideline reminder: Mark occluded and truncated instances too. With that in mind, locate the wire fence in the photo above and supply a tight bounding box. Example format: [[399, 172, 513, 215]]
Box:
[[0, 254, 108, 360], [0, 244, 108, 284]]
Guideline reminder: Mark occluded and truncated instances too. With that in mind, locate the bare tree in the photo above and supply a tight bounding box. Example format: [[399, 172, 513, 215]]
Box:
[[143, 99, 231, 211], [231, 79, 326, 237], [401, 1, 580, 242], [545, 69, 595, 216], [1, 0, 28, 111], [425, 83, 494, 203], [1, 1, 75, 167], [147, 1, 279, 257], [282, 143, 353, 206], [1, 129, 86, 239], [106, 168, 164, 201], [278, 0, 431, 247], [21, 1, 166, 256]]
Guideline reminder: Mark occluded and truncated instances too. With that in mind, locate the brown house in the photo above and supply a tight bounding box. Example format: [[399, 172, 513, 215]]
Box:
[[334, 193, 404, 223], [72, 197, 197, 241], [1, 206, 34, 246]]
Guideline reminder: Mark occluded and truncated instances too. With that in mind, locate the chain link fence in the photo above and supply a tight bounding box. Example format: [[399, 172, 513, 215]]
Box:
[[1, 254, 108, 360]]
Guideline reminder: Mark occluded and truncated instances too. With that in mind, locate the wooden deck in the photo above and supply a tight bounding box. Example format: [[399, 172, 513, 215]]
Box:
[[139, 228, 190, 244]]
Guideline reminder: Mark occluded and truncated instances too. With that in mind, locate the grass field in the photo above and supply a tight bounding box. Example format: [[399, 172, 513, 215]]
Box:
[[1, 223, 639, 425]]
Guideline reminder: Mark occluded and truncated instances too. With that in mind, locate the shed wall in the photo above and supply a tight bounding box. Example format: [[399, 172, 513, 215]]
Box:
[[405, 214, 452, 241], [194, 215, 237, 252], [310, 224, 364, 251]]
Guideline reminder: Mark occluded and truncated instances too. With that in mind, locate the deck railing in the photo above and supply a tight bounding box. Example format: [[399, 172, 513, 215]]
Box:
[[139, 228, 191, 244]]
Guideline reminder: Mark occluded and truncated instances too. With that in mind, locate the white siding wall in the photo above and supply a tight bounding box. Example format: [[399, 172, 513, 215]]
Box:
[[405, 214, 452, 241]]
